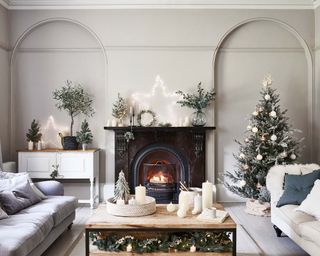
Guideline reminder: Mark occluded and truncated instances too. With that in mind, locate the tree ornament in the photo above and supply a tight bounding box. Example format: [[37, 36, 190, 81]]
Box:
[[258, 107, 264, 112], [239, 153, 245, 159], [270, 134, 277, 141], [244, 138, 249, 143], [264, 94, 271, 101], [256, 154, 263, 161], [243, 164, 249, 170], [280, 151, 288, 158], [239, 180, 246, 187], [247, 125, 252, 131], [114, 170, 130, 204], [290, 153, 297, 160], [252, 127, 258, 133], [261, 136, 266, 141], [252, 111, 258, 116], [269, 111, 277, 118]]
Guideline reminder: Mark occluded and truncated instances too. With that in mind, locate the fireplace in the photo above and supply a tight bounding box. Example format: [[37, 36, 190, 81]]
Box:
[[104, 126, 214, 203]]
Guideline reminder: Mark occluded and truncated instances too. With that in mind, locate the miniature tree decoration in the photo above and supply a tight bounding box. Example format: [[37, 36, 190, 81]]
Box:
[[26, 119, 42, 142], [224, 75, 302, 203], [76, 119, 93, 148], [53, 80, 94, 136], [112, 93, 128, 125], [114, 170, 130, 204]]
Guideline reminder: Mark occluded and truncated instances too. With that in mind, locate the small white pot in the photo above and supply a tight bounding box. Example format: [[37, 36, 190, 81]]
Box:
[[82, 143, 87, 151], [28, 141, 34, 150]]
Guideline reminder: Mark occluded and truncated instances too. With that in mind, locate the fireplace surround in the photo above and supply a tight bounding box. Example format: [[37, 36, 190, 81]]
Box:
[[105, 126, 215, 203]]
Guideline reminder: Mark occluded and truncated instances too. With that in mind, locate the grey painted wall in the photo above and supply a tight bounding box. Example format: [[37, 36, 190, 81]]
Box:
[[7, 9, 315, 201], [0, 5, 10, 162], [315, 6, 320, 163]]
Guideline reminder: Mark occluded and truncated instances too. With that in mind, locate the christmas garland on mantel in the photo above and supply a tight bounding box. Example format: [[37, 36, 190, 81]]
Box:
[[90, 231, 232, 253]]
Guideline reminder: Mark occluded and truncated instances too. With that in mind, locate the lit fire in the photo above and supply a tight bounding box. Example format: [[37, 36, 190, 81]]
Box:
[[150, 175, 169, 184]]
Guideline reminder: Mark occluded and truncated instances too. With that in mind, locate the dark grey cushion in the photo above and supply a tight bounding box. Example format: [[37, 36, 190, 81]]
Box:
[[0, 181, 41, 214], [277, 170, 320, 207]]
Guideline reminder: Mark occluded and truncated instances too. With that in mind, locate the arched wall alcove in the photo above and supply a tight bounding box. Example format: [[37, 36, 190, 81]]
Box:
[[10, 18, 107, 152], [10, 18, 108, 201], [212, 18, 313, 201]]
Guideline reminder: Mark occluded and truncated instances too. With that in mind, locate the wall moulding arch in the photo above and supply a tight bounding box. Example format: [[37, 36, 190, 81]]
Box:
[[212, 17, 314, 182], [9, 17, 108, 156]]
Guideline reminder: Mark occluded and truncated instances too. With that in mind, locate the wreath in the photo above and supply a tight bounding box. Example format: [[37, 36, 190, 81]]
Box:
[[137, 110, 156, 127]]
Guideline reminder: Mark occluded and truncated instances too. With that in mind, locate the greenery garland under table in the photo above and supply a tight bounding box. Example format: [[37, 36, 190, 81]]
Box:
[[89, 231, 232, 254]]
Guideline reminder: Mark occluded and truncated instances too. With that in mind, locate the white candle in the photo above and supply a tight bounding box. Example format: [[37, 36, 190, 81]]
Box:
[[192, 194, 202, 215], [179, 191, 190, 211], [111, 119, 117, 127], [135, 185, 146, 205], [37, 141, 42, 150], [116, 199, 125, 205], [167, 202, 176, 212], [129, 106, 133, 115], [212, 207, 217, 218], [126, 244, 132, 252], [202, 180, 213, 209], [190, 245, 196, 252], [128, 197, 137, 205]]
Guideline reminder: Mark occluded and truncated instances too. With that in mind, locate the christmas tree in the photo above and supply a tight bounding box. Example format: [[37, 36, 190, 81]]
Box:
[[225, 75, 302, 202], [114, 170, 130, 203], [112, 93, 128, 120], [26, 119, 42, 142], [76, 119, 93, 144]]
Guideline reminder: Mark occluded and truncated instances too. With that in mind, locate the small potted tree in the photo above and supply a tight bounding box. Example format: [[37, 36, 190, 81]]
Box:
[[26, 119, 42, 150], [76, 119, 93, 150], [112, 93, 128, 126], [53, 80, 94, 150]]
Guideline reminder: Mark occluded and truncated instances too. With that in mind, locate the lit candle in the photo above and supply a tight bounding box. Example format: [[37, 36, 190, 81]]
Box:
[[192, 194, 202, 215], [128, 197, 137, 205], [167, 202, 176, 212], [130, 106, 133, 115], [116, 199, 125, 205], [135, 185, 146, 205], [126, 243, 132, 252], [202, 180, 213, 209], [190, 245, 196, 252]]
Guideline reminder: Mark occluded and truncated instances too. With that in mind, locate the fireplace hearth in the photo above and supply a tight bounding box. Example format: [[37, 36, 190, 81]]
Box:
[[105, 126, 215, 203]]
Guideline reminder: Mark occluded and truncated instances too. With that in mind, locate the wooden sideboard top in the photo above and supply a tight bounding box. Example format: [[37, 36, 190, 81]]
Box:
[[17, 148, 100, 153]]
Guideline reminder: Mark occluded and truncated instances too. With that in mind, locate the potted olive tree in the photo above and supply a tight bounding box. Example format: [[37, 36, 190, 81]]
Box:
[[76, 119, 93, 150], [53, 81, 94, 150]]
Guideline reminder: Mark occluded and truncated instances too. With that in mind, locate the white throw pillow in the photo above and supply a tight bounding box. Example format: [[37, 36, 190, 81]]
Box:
[[0, 206, 8, 220], [297, 179, 320, 219], [0, 173, 30, 191]]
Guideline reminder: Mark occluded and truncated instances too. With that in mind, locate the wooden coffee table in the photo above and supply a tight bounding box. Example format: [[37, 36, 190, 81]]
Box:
[[85, 204, 236, 255]]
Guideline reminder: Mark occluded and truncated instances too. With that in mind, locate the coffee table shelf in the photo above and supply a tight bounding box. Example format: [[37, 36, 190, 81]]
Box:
[[85, 204, 237, 256]]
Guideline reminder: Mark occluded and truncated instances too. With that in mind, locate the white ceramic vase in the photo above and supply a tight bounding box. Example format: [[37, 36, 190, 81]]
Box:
[[28, 141, 34, 150], [82, 143, 87, 151]]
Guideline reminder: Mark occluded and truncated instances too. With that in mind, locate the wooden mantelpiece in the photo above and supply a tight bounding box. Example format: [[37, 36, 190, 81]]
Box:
[[104, 126, 216, 132]]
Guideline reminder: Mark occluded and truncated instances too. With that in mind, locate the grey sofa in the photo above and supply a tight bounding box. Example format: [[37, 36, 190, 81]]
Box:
[[0, 180, 78, 256]]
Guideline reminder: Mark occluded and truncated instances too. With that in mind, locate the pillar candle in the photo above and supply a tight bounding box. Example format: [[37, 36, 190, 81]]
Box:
[[135, 185, 146, 205], [179, 191, 190, 211], [192, 194, 202, 215], [202, 180, 213, 209]]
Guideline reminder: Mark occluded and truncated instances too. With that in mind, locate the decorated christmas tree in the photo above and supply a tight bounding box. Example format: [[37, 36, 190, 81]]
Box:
[[114, 170, 130, 203], [225, 75, 302, 202]]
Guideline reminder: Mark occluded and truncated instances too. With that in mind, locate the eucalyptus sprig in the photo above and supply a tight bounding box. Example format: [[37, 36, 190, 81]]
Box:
[[176, 82, 215, 111]]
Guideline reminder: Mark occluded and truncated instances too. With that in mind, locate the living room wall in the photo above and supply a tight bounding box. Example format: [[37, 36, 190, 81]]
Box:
[[8, 9, 315, 201], [0, 5, 10, 162], [315, 6, 320, 164]]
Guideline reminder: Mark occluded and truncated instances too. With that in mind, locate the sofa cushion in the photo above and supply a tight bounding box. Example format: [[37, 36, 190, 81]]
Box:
[[297, 180, 320, 220], [20, 196, 77, 226], [299, 221, 320, 247], [0, 212, 54, 256], [277, 170, 320, 207], [0, 173, 30, 191], [0, 181, 41, 214], [273, 204, 315, 235]]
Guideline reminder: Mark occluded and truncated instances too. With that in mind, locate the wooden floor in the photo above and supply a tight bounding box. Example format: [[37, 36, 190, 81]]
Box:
[[44, 203, 309, 256]]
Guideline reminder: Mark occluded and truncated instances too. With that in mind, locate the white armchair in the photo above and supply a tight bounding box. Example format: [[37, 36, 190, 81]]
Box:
[[266, 164, 320, 256], [0, 141, 16, 173]]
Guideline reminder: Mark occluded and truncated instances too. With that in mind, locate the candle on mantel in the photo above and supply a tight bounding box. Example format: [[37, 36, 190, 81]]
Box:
[[126, 243, 132, 252], [179, 191, 189, 211], [202, 180, 213, 209], [135, 184, 146, 205], [190, 245, 196, 253], [129, 106, 133, 116]]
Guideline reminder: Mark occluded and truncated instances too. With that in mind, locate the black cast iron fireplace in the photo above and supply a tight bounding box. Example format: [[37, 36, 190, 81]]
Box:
[[104, 126, 215, 203]]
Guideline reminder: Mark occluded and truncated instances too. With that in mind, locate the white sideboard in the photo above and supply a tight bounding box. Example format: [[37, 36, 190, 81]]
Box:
[[18, 149, 100, 209]]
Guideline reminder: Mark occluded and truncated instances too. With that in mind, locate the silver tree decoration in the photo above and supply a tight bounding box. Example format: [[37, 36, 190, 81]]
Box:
[[114, 170, 130, 203]]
